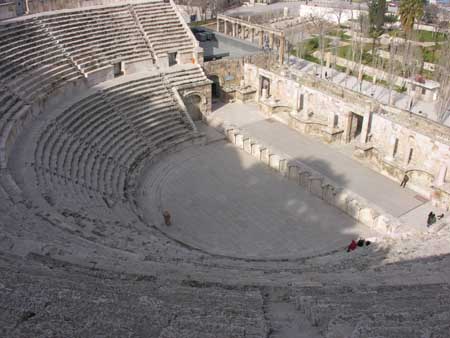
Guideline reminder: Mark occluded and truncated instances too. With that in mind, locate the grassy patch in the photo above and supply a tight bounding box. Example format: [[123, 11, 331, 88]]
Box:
[[362, 74, 373, 82], [416, 30, 447, 42], [389, 29, 447, 42], [334, 64, 347, 72], [394, 85, 407, 93], [328, 30, 351, 41], [304, 54, 321, 64], [376, 79, 389, 87]]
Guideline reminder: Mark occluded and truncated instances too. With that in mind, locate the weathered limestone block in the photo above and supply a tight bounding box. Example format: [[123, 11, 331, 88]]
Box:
[[321, 183, 335, 202], [243, 138, 252, 154], [279, 159, 288, 176], [335, 191, 350, 210], [260, 148, 269, 164], [298, 170, 311, 187], [386, 218, 403, 235], [269, 154, 281, 171], [251, 143, 261, 159], [309, 177, 323, 196], [288, 165, 300, 182], [373, 215, 390, 233], [226, 128, 237, 142], [347, 199, 361, 219], [358, 207, 379, 227], [235, 134, 244, 148]]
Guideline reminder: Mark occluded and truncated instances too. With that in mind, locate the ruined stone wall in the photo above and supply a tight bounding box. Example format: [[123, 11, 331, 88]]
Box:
[[0, 1, 15, 19], [203, 52, 277, 88], [241, 63, 450, 197], [244, 64, 367, 128], [369, 113, 448, 182]]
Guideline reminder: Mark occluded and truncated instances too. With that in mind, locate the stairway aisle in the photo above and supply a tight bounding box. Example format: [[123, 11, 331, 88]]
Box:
[[264, 289, 322, 338]]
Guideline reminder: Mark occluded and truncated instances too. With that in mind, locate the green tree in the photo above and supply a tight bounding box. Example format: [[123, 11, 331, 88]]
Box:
[[399, 0, 426, 34]]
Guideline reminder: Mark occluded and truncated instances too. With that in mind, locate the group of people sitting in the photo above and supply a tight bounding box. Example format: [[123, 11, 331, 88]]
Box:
[[427, 212, 444, 227], [347, 238, 371, 252]]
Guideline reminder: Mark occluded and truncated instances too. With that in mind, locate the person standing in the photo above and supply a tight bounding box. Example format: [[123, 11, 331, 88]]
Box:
[[400, 174, 409, 188], [427, 212, 436, 227], [163, 210, 171, 226]]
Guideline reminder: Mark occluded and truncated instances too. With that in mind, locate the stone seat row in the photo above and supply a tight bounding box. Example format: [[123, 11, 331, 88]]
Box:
[[133, 2, 194, 56], [38, 13, 152, 73], [295, 284, 450, 338], [0, 21, 83, 102], [0, 89, 30, 169], [0, 254, 268, 338], [34, 73, 194, 203], [164, 65, 209, 88]]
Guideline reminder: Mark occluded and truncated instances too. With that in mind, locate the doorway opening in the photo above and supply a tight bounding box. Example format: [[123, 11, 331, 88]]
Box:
[[350, 112, 364, 141]]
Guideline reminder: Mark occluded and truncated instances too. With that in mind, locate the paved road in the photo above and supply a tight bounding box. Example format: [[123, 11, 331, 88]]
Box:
[[212, 102, 423, 217]]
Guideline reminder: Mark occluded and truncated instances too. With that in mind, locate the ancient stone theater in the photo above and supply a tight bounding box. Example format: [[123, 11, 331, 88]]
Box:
[[1, 0, 450, 337]]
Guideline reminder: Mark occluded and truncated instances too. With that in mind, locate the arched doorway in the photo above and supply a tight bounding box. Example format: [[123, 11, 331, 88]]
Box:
[[184, 94, 203, 121]]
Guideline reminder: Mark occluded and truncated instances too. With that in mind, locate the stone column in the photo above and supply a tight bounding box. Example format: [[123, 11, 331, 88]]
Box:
[[342, 112, 352, 143], [216, 18, 220, 32], [251, 28, 255, 43], [224, 20, 228, 35], [241, 25, 245, 39], [279, 36, 285, 64], [359, 110, 371, 144], [232, 22, 237, 37], [434, 162, 448, 186], [258, 30, 264, 48], [328, 111, 335, 129], [269, 33, 274, 49]]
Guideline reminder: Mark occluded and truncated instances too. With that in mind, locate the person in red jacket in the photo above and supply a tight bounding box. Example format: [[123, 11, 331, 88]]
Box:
[[347, 239, 357, 252]]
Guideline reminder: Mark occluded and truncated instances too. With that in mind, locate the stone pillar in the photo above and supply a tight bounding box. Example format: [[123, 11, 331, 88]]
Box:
[[261, 88, 268, 99], [283, 6, 289, 17], [224, 20, 228, 35], [258, 30, 264, 48], [269, 33, 274, 49], [251, 28, 255, 43], [328, 111, 335, 129], [434, 162, 448, 186], [342, 112, 352, 143], [217, 19, 220, 32], [241, 25, 245, 39], [232, 22, 237, 37], [279, 36, 285, 64], [359, 110, 371, 144]]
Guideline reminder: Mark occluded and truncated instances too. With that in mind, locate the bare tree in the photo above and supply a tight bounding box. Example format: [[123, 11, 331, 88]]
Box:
[[307, 15, 332, 78], [334, 8, 344, 27], [387, 39, 400, 105]]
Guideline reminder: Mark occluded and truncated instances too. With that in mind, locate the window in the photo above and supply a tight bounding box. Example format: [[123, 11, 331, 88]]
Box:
[[407, 148, 414, 164], [333, 114, 339, 128], [393, 138, 399, 158], [299, 94, 304, 110], [168, 52, 177, 66]]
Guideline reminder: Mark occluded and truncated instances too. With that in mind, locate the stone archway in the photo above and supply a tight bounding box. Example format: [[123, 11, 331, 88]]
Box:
[[183, 93, 205, 121]]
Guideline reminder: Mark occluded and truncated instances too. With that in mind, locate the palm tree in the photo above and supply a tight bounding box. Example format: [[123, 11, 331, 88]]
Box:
[[399, 0, 426, 34]]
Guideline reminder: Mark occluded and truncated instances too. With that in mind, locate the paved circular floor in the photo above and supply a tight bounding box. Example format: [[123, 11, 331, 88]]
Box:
[[138, 141, 378, 260]]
